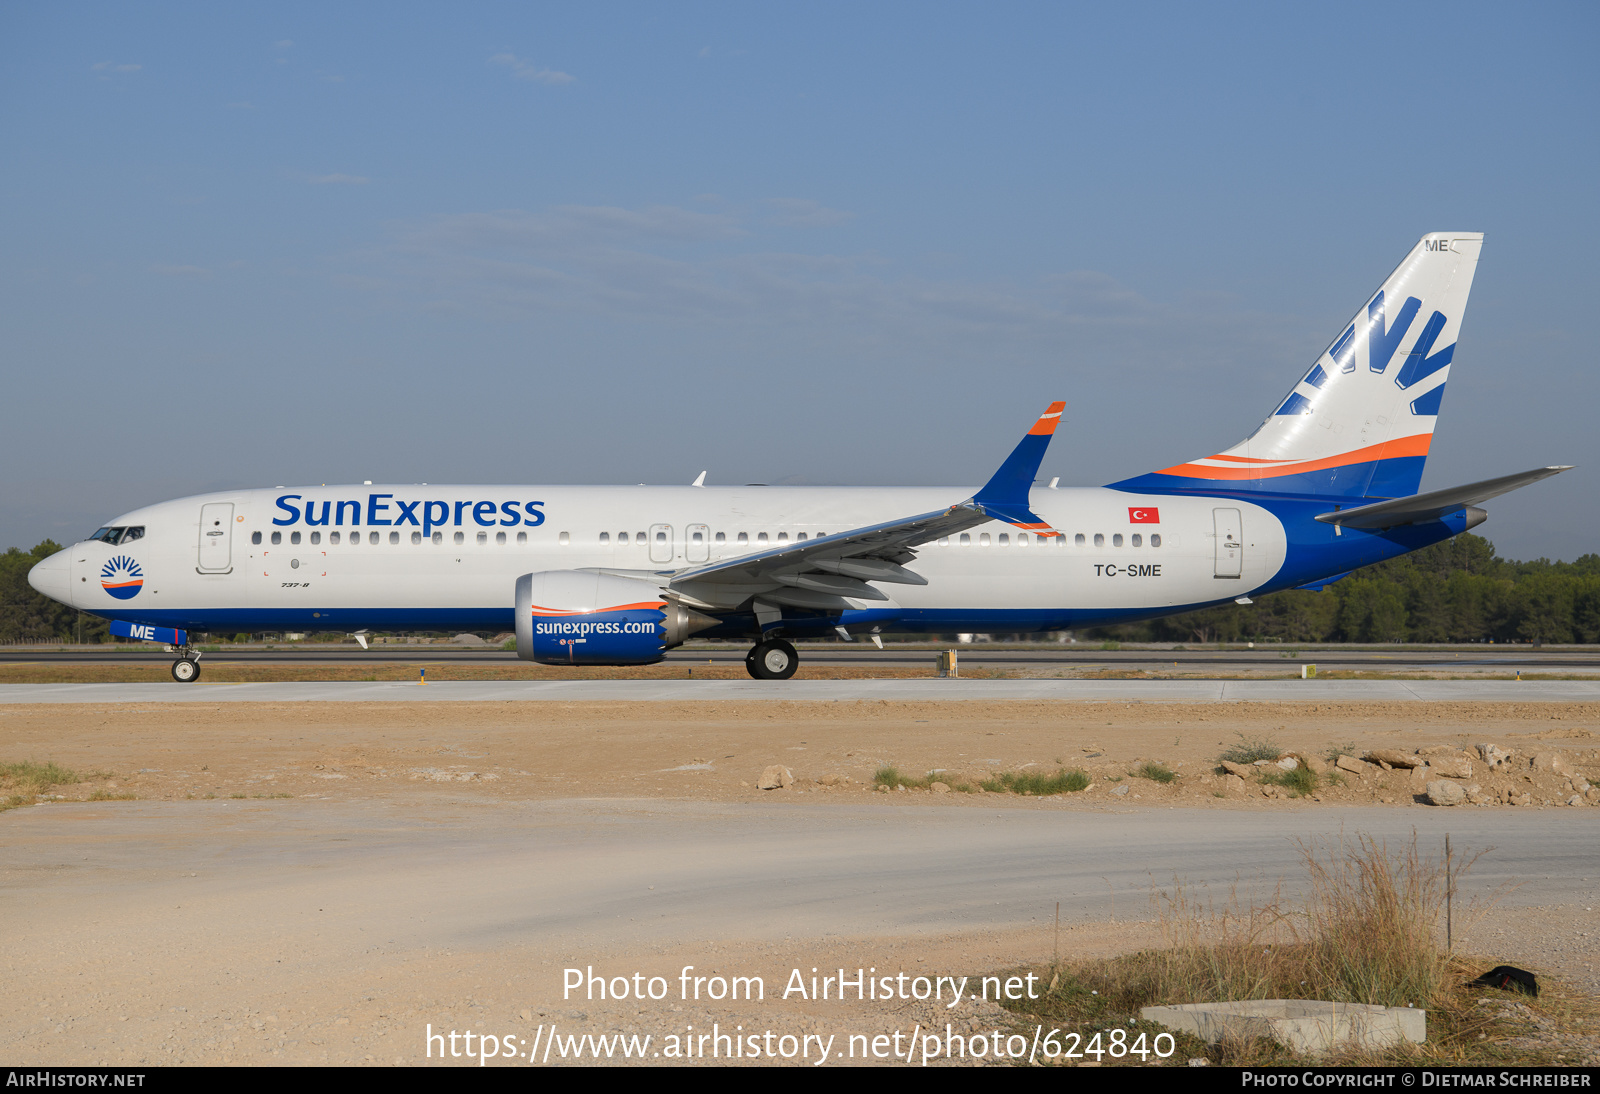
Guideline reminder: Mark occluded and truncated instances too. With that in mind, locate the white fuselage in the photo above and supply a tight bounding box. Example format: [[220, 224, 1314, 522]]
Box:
[[36, 484, 1288, 635]]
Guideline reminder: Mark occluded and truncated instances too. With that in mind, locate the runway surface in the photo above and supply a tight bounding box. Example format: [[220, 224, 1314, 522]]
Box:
[[5, 678, 1600, 702], [7, 646, 1598, 673], [4, 799, 1591, 953]]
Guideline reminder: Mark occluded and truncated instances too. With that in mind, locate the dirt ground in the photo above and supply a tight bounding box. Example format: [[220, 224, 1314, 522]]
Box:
[[2, 699, 1596, 810], [2, 699, 1597, 1067]]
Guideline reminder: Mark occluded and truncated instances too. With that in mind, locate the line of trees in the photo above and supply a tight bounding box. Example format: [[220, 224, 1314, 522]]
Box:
[[0, 541, 109, 643], [1087, 534, 1600, 645], [5, 533, 1600, 646]]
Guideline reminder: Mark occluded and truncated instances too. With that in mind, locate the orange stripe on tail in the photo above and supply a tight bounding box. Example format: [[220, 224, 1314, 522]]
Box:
[[1026, 401, 1067, 436], [1156, 433, 1433, 481]]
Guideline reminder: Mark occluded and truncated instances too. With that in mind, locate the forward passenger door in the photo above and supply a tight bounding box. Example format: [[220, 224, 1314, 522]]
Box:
[[197, 503, 234, 573]]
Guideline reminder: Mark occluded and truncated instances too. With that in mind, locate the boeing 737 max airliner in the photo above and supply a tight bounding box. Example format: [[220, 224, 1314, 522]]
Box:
[[27, 233, 1570, 680]]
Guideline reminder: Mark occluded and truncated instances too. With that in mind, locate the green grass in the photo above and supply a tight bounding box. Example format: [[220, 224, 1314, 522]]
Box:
[[1135, 761, 1176, 784], [0, 760, 80, 793], [1325, 740, 1359, 762], [1099, 641, 1122, 651], [1219, 733, 1283, 765], [874, 765, 971, 791], [0, 763, 135, 809], [86, 789, 137, 801], [981, 767, 1091, 796], [1261, 762, 1319, 797]]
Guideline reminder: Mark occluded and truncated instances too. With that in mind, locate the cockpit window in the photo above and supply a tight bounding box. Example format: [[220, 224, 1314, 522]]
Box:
[[88, 526, 145, 545]]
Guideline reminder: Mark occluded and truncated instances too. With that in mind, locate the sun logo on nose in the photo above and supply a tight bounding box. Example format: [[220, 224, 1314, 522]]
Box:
[[100, 555, 144, 600]]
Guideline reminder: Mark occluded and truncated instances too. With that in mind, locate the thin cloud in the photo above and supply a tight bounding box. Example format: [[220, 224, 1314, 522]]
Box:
[[489, 53, 574, 85], [765, 198, 853, 228], [275, 40, 294, 49], [92, 62, 141, 74], [309, 174, 370, 185], [337, 206, 1314, 456], [401, 205, 743, 251], [355, 201, 1303, 377]]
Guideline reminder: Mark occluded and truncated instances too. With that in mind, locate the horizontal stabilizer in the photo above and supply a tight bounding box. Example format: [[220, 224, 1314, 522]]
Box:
[[1315, 466, 1572, 529]]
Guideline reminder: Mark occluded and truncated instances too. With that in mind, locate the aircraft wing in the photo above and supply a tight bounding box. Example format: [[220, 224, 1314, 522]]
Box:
[[664, 402, 1065, 610], [1314, 466, 1572, 530]]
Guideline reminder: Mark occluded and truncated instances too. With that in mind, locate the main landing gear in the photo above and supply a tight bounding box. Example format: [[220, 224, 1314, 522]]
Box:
[[170, 650, 201, 683], [745, 639, 798, 680]]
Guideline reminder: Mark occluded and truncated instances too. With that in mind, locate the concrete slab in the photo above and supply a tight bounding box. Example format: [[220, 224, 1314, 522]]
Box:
[[1140, 999, 1426, 1054], [3, 679, 1600, 703]]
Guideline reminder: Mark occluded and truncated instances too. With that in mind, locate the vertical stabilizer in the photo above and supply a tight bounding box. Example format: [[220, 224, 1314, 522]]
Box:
[[1113, 233, 1482, 499]]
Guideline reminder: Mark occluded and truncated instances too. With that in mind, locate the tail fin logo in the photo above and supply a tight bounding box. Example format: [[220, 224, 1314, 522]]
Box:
[[1109, 233, 1483, 500], [1366, 292, 1422, 375], [1281, 297, 1453, 418], [100, 555, 144, 600]]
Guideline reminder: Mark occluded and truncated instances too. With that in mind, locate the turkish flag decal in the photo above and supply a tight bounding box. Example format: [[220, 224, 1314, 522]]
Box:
[[1128, 507, 1160, 524]]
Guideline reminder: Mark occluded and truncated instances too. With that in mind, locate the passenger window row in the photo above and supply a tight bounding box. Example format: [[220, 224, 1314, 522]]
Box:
[[935, 532, 1064, 547], [928, 531, 1164, 548], [1071, 532, 1161, 548], [253, 530, 532, 547], [248, 526, 1162, 550], [590, 531, 828, 545]]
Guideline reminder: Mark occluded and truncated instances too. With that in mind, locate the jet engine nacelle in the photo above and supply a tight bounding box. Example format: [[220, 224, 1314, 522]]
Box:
[[514, 570, 718, 665]]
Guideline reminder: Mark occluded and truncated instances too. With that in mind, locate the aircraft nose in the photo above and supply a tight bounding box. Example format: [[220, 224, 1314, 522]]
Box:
[[27, 549, 73, 606]]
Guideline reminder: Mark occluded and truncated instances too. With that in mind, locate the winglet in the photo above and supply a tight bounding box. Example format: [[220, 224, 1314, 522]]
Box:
[[972, 401, 1065, 534]]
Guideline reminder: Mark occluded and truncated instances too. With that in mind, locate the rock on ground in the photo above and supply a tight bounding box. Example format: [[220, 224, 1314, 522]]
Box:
[[1336, 755, 1373, 775], [758, 765, 795, 790], [1365, 749, 1424, 769]]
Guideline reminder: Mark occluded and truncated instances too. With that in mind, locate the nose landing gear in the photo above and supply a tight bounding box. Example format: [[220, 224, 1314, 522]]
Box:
[[745, 639, 798, 680]]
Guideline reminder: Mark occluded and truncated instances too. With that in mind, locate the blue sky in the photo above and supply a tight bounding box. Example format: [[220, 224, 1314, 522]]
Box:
[[3, 2, 1597, 559]]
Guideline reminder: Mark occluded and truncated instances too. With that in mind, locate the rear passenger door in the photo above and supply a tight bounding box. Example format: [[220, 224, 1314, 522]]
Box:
[[1213, 508, 1242, 579]]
